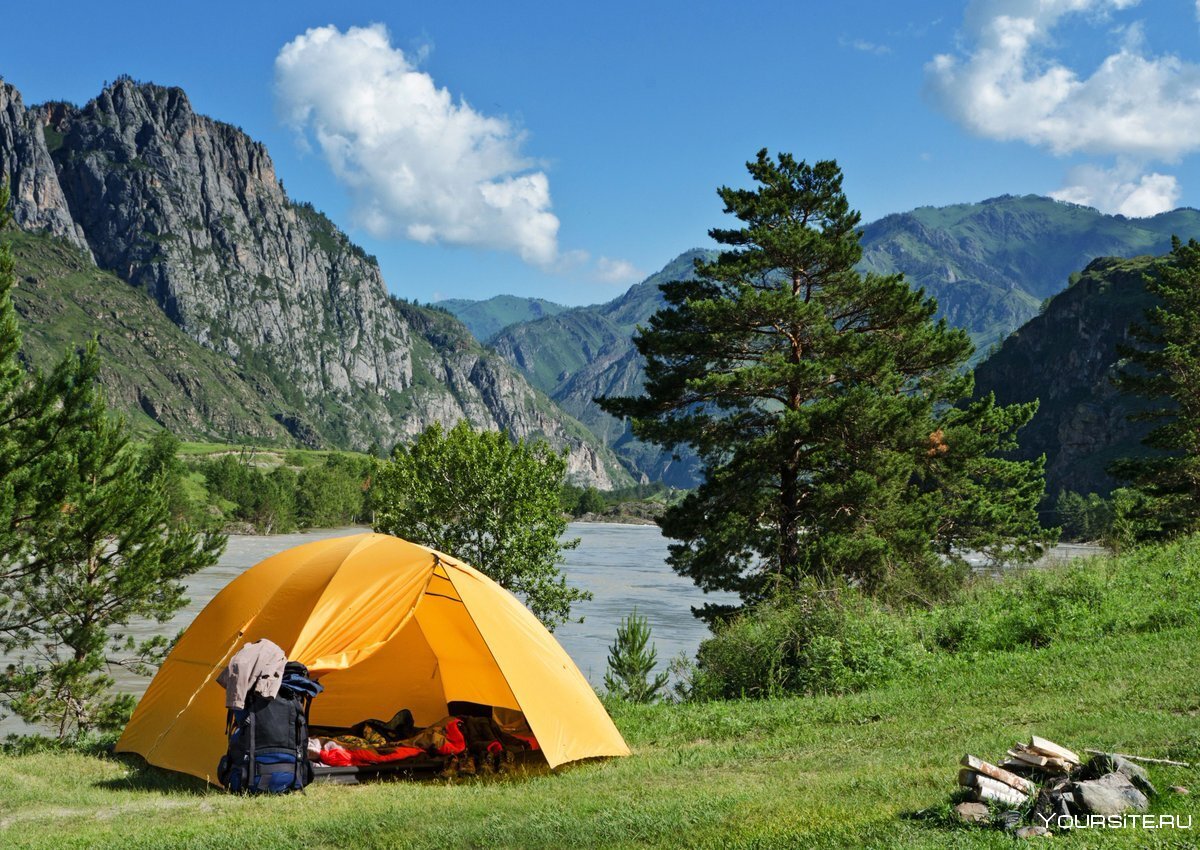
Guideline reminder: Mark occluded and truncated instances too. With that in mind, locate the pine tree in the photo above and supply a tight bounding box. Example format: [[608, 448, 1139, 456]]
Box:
[[2, 406, 224, 735], [603, 609, 668, 703], [1110, 237, 1200, 541], [601, 151, 1048, 617]]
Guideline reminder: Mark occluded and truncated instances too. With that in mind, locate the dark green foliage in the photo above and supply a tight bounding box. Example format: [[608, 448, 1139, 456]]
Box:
[[373, 422, 589, 630], [1053, 490, 1114, 542], [602, 151, 1049, 617], [295, 453, 371, 528], [201, 453, 298, 533], [573, 486, 606, 517], [138, 430, 197, 523], [603, 609, 668, 703], [1111, 238, 1200, 543], [690, 583, 919, 700]]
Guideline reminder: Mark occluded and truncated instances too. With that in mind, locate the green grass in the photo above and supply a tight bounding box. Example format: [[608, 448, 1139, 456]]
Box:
[[3, 545, 1199, 848]]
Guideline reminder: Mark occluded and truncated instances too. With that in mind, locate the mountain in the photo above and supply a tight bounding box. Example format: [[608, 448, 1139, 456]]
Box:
[[9, 228, 292, 442], [489, 197, 1200, 484], [972, 255, 1160, 499], [438, 295, 567, 342], [860, 195, 1200, 354], [491, 250, 711, 486], [0, 77, 628, 488]]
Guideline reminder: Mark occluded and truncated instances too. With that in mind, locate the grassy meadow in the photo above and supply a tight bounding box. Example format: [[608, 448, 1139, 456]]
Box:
[[2, 544, 1199, 849]]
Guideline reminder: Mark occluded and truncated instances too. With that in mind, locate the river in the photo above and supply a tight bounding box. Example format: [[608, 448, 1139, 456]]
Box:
[[0, 525, 1104, 736]]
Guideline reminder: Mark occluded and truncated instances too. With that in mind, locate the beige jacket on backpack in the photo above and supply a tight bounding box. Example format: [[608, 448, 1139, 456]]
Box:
[[216, 638, 287, 710]]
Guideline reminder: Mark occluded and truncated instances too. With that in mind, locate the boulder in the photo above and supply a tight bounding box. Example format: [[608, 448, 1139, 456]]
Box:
[[1072, 772, 1149, 815], [1086, 753, 1157, 797], [1015, 825, 1051, 839], [952, 801, 990, 825]]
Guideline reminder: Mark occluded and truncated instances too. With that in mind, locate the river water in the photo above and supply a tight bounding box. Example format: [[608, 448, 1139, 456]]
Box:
[[0, 525, 1104, 736]]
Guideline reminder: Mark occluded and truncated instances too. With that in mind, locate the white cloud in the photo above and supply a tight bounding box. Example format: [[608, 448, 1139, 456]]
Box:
[[839, 36, 892, 56], [593, 257, 643, 285], [1051, 160, 1181, 216], [927, 0, 1200, 160], [275, 24, 561, 267]]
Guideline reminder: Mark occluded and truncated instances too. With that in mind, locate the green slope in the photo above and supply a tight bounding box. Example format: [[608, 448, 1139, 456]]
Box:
[[7, 229, 296, 444], [491, 250, 711, 486], [438, 295, 568, 343], [861, 195, 1200, 353]]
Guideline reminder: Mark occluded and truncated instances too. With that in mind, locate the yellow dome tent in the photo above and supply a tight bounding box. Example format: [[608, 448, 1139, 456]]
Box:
[[116, 533, 629, 781]]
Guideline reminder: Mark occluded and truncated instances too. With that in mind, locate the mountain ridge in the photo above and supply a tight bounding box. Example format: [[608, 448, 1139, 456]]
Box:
[[0, 77, 629, 488], [481, 196, 1200, 484]]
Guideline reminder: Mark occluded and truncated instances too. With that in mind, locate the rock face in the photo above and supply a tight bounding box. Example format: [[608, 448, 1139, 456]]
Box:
[[0, 78, 624, 487], [0, 85, 89, 253], [973, 256, 1159, 498]]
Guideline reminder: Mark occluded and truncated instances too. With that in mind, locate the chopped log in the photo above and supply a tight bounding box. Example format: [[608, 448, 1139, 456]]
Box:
[[958, 769, 1030, 806], [1029, 736, 1081, 765], [1006, 749, 1072, 774], [960, 755, 1037, 795], [1000, 759, 1035, 773], [1084, 749, 1191, 768]]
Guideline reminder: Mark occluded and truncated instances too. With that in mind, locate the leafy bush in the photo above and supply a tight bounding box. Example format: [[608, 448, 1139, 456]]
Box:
[[690, 583, 922, 700], [916, 538, 1200, 653]]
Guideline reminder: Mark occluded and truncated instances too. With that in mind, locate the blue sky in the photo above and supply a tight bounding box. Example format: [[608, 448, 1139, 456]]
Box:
[[6, 1, 1200, 305]]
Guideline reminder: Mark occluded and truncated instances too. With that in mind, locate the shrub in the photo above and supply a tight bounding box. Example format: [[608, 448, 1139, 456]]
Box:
[[690, 583, 921, 700]]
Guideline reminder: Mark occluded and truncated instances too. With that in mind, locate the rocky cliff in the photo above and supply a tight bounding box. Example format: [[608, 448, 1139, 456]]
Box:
[[0, 78, 626, 488], [0, 84, 88, 253], [972, 255, 1160, 498]]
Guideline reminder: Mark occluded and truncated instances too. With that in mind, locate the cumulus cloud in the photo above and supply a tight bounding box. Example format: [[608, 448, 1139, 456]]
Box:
[[275, 24, 561, 267], [927, 0, 1200, 217], [593, 257, 643, 285], [926, 0, 1200, 159], [1051, 160, 1181, 216]]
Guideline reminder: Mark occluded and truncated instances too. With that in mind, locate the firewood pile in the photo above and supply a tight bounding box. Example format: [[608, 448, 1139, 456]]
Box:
[[952, 736, 1190, 838]]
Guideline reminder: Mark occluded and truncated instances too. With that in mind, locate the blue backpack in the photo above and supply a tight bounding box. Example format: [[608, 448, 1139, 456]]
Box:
[[217, 661, 323, 793]]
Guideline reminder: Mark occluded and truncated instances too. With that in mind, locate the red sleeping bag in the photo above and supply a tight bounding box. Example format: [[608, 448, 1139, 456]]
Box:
[[319, 742, 424, 767]]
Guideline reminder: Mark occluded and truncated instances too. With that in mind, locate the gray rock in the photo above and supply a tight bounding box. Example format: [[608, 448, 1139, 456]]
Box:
[[1087, 753, 1157, 797], [1073, 772, 1149, 816], [0, 85, 91, 254], [1014, 825, 1051, 839], [953, 801, 990, 825]]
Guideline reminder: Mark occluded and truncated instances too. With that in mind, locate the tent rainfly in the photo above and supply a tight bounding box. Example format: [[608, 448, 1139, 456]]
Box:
[[116, 533, 629, 780]]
